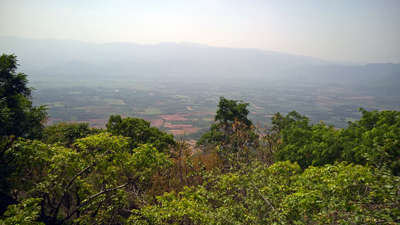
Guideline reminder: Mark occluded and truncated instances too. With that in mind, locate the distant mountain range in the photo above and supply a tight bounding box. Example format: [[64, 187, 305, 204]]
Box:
[[1, 36, 399, 95]]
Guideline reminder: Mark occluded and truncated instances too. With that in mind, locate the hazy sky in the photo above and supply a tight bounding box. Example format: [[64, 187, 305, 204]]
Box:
[[1, 0, 400, 63]]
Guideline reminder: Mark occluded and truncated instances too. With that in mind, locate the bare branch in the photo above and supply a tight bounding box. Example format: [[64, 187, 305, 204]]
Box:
[[56, 181, 133, 225], [249, 180, 275, 211]]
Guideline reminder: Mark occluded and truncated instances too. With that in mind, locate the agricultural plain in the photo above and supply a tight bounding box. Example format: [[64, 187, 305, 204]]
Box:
[[30, 76, 400, 140]]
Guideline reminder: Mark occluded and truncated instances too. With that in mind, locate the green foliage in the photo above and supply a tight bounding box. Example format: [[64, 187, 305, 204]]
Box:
[[0, 198, 44, 225], [283, 162, 400, 224], [134, 161, 400, 224], [274, 117, 341, 169], [10, 133, 170, 224], [0, 54, 47, 140], [340, 108, 400, 174], [215, 96, 252, 127], [41, 122, 103, 147], [0, 54, 47, 192], [106, 115, 176, 153], [129, 186, 211, 224], [198, 97, 252, 145], [274, 109, 400, 173], [197, 97, 259, 164]]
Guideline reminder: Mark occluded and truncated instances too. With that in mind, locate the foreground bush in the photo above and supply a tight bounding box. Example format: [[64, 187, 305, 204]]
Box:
[[133, 161, 400, 224]]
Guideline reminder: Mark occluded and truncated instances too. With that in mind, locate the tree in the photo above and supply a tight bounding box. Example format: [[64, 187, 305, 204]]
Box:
[[273, 109, 400, 172], [106, 115, 176, 153], [197, 97, 258, 169], [0, 54, 47, 192], [10, 133, 170, 224], [272, 111, 342, 169], [340, 108, 400, 174], [41, 122, 103, 147], [134, 161, 400, 224], [0, 198, 44, 225], [214, 96, 252, 127], [197, 97, 254, 146]]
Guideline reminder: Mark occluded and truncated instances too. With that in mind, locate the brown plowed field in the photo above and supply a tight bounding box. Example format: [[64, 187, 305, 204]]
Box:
[[253, 105, 263, 109], [250, 111, 262, 114], [168, 128, 199, 135], [159, 114, 188, 121], [144, 119, 164, 128], [164, 123, 199, 134]]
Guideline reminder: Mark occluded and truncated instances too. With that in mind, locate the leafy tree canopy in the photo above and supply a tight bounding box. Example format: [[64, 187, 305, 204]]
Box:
[[9, 133, 169, 224], [214, 96, 252, 127], [135, 161, 400, 224], [0, 54, 47, 192], [106, 115, 176, 153], [274, 108, 400, 173], [197, 97, 255, 147], [340, 108, 400, 174], [41, 122, 103, 147]]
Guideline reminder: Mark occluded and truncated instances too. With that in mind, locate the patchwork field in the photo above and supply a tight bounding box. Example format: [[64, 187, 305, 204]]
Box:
[[31, 77, 400, 140]]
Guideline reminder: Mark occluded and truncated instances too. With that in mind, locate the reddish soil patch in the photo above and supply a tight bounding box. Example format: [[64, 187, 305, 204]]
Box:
[[168, 128, 199, 135], [178, 111, 215, 116], [183, 127, 199, 133], [186, 140, 201, 153], [188, 139, 197, 148], [253, 105, 263, 109], [164, 124, 192, 129], [164, 123, 199, 134], [144, 119, 164, 128], [159, 114, 188, 121], [187, 106, 194, 110], [156, 100, 164, 105], [250, 111, 262, 114]]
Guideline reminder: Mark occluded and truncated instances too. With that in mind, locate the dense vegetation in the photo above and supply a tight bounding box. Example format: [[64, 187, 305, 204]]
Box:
[[1, 54, 399, 224]]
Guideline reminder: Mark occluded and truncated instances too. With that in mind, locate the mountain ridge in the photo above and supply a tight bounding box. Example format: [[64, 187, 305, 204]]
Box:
[[1, 36, 399, 94]]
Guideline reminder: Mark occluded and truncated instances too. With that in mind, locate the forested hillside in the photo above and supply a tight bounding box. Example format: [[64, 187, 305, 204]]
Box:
[[1, 54, 400, 224]]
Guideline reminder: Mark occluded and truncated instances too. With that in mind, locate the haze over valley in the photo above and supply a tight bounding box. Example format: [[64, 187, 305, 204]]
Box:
[[1, 36, 399, 138]]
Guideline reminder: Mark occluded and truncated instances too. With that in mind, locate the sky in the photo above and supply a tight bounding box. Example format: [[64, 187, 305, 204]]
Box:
[[1, 0, 400, 63]]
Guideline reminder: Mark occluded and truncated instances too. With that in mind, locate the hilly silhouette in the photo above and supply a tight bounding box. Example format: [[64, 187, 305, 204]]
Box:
[[1, 36, 399, 95]]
